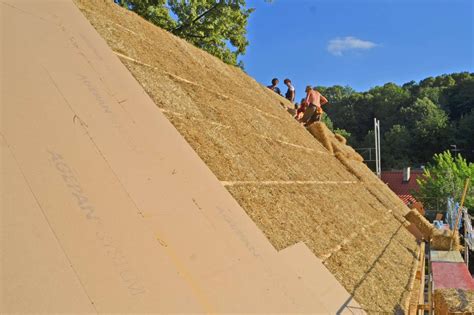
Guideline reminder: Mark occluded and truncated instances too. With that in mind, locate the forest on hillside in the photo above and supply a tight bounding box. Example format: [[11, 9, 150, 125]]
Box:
[[319, 72, 474, 170]]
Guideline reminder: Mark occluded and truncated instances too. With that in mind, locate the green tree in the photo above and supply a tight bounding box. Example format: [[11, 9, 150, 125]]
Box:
[[369, 83, 411, 131], [382, 125, 412, 169], [441, 76, 474, 120], [117, 0, 254, 66], [317, 85, 354, 104], [457, 110, 474, 161], [400, 97, 449, 163], [433, 75, 455, 87], [418, 87, 442, 105], [415, 151, 474, 214], [325, 92, 374, 144], [309, 72, 473, 169]]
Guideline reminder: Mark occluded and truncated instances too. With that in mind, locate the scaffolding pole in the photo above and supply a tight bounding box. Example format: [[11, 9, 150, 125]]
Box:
[[374, 118, 381, 178]]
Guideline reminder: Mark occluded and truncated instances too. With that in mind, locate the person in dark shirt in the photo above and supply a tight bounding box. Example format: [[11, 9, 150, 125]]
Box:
[[284, 78, 295, 103], [267, 78, 281, 95]]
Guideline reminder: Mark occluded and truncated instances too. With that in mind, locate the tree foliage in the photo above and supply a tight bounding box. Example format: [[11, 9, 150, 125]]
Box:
[[116, 0, 254, 67], [382, 125, 411, 169], [414, 151, 473, 213], [321, 72, 474, 169]]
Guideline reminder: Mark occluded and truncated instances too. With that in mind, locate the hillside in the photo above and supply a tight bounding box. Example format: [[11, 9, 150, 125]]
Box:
[[74, 1, 419, 312]]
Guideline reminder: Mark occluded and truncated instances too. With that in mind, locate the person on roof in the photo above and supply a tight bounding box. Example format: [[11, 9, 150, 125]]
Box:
[[267, 78, 281, 95], [284, 78, 296, 104], [295, 98, 307, 120], [299, 86, 328, 125]]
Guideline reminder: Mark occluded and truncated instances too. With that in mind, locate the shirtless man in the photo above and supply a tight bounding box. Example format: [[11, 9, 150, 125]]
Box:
[[300, 86, 328, 125]]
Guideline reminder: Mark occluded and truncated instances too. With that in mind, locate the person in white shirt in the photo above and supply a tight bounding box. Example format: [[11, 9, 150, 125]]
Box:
[[284, 78, 295, 103]]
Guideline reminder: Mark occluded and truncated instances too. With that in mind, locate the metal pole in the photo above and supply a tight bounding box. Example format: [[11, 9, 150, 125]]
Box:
[[374, 119, 378, 177], [374, 118, 381, 178], [377, 118, 381, 177]]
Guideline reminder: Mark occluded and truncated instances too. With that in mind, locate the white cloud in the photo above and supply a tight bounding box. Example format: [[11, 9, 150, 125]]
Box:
[[327, 36, 378, 56]]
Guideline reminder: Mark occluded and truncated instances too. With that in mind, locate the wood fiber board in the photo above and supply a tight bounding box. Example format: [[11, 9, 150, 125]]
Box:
[[278, 242, 365, 314], [0, 139, 95, 313], [201, 251, 336, 313], [1, 0, 274, 257], [1, 62, 207, 313], [1, 1, 336, 312]]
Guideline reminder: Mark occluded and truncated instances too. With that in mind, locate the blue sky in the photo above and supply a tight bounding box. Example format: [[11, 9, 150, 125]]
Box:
[[240, 0, 473, 97]]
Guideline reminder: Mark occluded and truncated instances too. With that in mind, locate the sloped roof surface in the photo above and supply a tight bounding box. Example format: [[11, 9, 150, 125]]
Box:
[[71, 1, 420, 312], [0, 1, 363, 313], [382, 170, 424, 205], [382, 171, 423, 195]]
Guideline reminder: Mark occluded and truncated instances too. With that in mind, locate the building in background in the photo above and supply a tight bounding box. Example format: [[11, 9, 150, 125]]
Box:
[[381, 168, 423, 205]]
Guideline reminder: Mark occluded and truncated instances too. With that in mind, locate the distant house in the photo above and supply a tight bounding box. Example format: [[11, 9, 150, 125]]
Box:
[[381, 168, 424, 205]]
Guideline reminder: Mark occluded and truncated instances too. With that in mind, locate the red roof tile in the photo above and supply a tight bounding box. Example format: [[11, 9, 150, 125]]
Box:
[[381, 170, 424, 205]]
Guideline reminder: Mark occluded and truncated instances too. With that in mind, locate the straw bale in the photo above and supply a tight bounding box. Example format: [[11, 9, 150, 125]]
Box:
[[335, 133, 347, 144], [335, 152, 364, 181], [228, 183, 418, 313], [346, 158, 378, 182], [366, 184, 410, 219], [330, 136, 364, 162], [167, 116, 358, 182], [405, 223, 424, 241], [405, 210, 434, 239], [325, 223, 418, 314], [286, 107, 296, 116], [434, 289, 474, 314], [350, 151, 365, 162], [306, 122, 365, 164], [306, 122, 334, 154], [334, 152, 379, 184], [410, 201, 425, 216], [74, 1, 419, 312], [431, 229, 461, 251], [348, 151, 365, 162]]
